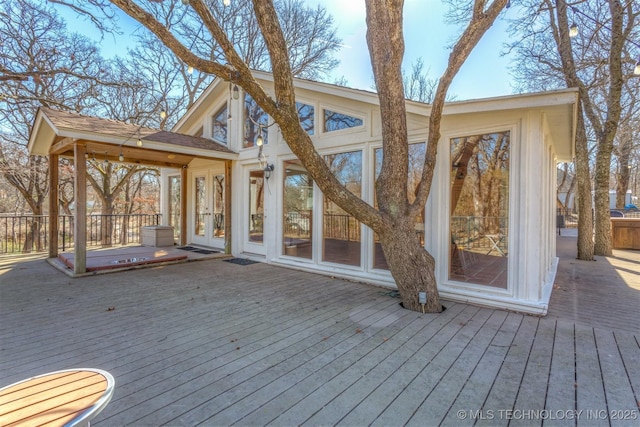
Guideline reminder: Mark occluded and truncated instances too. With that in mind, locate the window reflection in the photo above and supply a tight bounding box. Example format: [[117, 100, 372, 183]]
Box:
[[296, 102, 314, 135], [168, 176, 180, 239], [323, 109, 363, 132], [213, 174, 225, 238], [248, 171, 265, 243], [449, 131, 510, 288], [323, 151, 362, 266], [212, 104, 227, 144], [244, 94, 269, 147], [283, 160, 313, 259]]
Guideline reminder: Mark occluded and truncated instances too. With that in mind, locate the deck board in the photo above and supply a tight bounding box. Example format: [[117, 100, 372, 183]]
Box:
[[1, 239, 639, 427]]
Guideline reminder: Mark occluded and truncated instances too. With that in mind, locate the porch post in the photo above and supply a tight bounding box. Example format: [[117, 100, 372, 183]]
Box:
[[224, 159, 232, 255], [48, 153, 59, 258], [74, 143, 87, 274], [180, 165, 188, 246]]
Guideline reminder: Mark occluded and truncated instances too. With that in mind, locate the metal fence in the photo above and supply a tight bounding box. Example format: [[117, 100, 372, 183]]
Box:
[[451, 216, 508, 255], [0, 214, 161, 255]]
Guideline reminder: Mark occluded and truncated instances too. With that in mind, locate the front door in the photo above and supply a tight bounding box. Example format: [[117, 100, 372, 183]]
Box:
[[191, 169, 225, 248], [243, 168, 267, 256]]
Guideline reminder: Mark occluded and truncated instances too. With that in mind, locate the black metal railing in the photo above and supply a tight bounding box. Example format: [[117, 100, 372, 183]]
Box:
[[451, 216, 509, 255], [556, 207, 578, 229], [0, 214, 162, 255]]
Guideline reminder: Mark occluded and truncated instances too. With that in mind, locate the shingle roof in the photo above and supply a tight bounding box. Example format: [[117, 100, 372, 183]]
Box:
[[40, 107, 235, 154]]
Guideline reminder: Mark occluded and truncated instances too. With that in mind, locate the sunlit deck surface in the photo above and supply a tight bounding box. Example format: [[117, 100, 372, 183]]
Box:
[[0, 234, 638, 426]]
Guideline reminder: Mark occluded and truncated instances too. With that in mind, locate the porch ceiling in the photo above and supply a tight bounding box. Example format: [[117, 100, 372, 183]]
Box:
[[29, 107, 238, 167]]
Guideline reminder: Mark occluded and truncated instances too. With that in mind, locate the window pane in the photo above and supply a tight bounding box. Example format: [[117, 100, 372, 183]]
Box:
[[449, 131, 510, 288], [212, 104, 227, 144], [249, 170, 264, 243], [323, 151, 362, 266], [195, 176, 205, 236], [373, 143, 426, 270], [296, 102, 314, 135], [323, 109, 363, 132], [283, 160, 313, 259], [213, 174, 225, 238], [244, 94, 269, 147], [169, 176, 181, 239]]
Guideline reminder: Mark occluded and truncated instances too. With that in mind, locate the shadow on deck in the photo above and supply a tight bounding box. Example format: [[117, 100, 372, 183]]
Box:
[[0, 234, 638, 426]]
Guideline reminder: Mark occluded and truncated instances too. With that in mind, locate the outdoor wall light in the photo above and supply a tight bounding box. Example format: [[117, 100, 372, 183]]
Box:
[[137, 138, 143, 147], [232, 84, 239, 100], [569, 23, 578, 38], [263, 164, 274, 180]]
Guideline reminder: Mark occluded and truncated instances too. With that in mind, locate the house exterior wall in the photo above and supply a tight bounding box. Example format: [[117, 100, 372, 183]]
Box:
[[169, 76, 575, 315]]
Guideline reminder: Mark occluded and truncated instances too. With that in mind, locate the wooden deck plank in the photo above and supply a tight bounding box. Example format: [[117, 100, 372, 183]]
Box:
[[133, 298, 406, 425], [440, 311, 523, 426], [1, 248, 639, 427], [172, 301, 418, 426], [508, 318, 557, 427], [237, 305, 473, 427], [613, 331, 640, 409], [574, 323, 609, 426], [542, 320, 577, 427], [594, 328, 639, 427], [101, 287, 376, 425], [408, 310, 509, 424], [370, 307, 496, 426], [475, 315, 540, 427], [289, 303, 467, 427]]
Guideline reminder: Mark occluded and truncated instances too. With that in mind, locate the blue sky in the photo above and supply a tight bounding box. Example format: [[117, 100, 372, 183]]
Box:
[[61, 0, 515, 101], [304, 0, 515, 100]]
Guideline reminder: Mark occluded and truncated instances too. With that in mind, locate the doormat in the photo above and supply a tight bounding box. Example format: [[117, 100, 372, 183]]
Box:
[[224, 258, 259, 266], [177, 246, 219, 255]]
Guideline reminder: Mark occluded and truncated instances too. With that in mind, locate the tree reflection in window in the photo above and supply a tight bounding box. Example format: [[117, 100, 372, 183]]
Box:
[[212, 103, 227, 144], [323, 109, 363, 132], [244, 93, 269, 147], [297, 102, 314, 135], [449, 131, 510, 289]]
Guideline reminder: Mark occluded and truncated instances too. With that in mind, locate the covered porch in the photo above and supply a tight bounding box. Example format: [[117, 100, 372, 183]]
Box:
[[27, 107, 238, 275]]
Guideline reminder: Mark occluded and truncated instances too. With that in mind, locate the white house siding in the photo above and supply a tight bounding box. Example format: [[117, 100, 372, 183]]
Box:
[[170, 73, 577, 315]]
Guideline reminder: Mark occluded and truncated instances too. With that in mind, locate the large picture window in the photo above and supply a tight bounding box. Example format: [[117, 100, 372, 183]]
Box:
[[283, 160, 313, 259], [323, 150, 362, 266], [449, 131, 510, 288]]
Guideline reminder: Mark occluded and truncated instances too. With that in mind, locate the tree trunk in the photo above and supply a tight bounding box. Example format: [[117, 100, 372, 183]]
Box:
[[574, 109, 594, 260], [379, 222, 441, 313]]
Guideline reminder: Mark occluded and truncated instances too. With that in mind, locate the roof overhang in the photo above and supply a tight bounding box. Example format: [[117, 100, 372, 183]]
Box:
[[29, 108, 238, 168]]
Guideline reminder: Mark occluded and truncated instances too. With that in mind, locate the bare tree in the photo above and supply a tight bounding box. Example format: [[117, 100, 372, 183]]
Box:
[[101, 0, 508, 312], [508, 0, 639, 258], [0, 0, 117, 251]]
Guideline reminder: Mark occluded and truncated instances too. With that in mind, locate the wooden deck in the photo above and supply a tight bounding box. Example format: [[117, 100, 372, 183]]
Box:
[[0, 237, 638, 426]]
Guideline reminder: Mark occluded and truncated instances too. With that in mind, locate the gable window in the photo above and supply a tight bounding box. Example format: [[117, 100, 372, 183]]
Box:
[[296, 102, 314, 135], [212, 103, 228, 144], [244, 93, 269, 147], [323, 109, 363, 133]]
